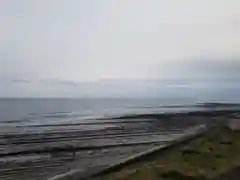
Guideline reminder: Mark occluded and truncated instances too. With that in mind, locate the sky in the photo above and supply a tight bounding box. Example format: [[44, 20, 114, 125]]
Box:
[[0, 0, 239, 97]]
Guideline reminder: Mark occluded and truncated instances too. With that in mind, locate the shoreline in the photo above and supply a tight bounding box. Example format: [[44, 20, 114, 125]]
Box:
[[0, 109, 239, 180], [1, 109, 240, 155], [113, 108, 240, 119]]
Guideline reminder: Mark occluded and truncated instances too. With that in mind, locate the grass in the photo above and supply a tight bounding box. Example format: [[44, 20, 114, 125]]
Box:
[[101, 126, 240, 180]]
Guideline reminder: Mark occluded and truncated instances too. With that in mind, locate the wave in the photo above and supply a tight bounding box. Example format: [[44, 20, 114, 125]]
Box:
[[1, 102, 239, 128]]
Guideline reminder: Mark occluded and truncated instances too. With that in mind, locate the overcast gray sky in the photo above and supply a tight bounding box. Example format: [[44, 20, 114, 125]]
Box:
[[0, 0, 239, 97]]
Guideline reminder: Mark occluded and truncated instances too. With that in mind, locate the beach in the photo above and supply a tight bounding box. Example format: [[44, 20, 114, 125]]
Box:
[[0, 108, 240, 180]]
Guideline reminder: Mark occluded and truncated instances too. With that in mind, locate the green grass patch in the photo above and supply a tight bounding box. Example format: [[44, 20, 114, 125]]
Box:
[[102, 126, 240, 180]]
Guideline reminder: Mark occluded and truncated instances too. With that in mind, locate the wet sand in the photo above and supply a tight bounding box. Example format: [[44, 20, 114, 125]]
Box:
[[0, 109, 239, 180]]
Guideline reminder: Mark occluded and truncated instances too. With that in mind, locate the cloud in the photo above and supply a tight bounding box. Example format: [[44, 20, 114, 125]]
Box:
[[0, 58, 239, 97], [39, 79, 78, 86], [183, 58, 240, 80], [11, 79, 31, 84], [0, 0, 239, 97]]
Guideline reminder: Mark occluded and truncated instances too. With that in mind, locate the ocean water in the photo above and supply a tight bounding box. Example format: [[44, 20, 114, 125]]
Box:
[[0, 98, 238, 133], [0, 98, 194, 122]]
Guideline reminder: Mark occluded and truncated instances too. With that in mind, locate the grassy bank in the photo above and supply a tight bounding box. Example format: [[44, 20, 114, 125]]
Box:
[[101, 126, 240, 180]]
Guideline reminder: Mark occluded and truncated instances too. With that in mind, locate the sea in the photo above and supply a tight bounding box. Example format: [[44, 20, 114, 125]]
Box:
[[0, 98, 239, 134]]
